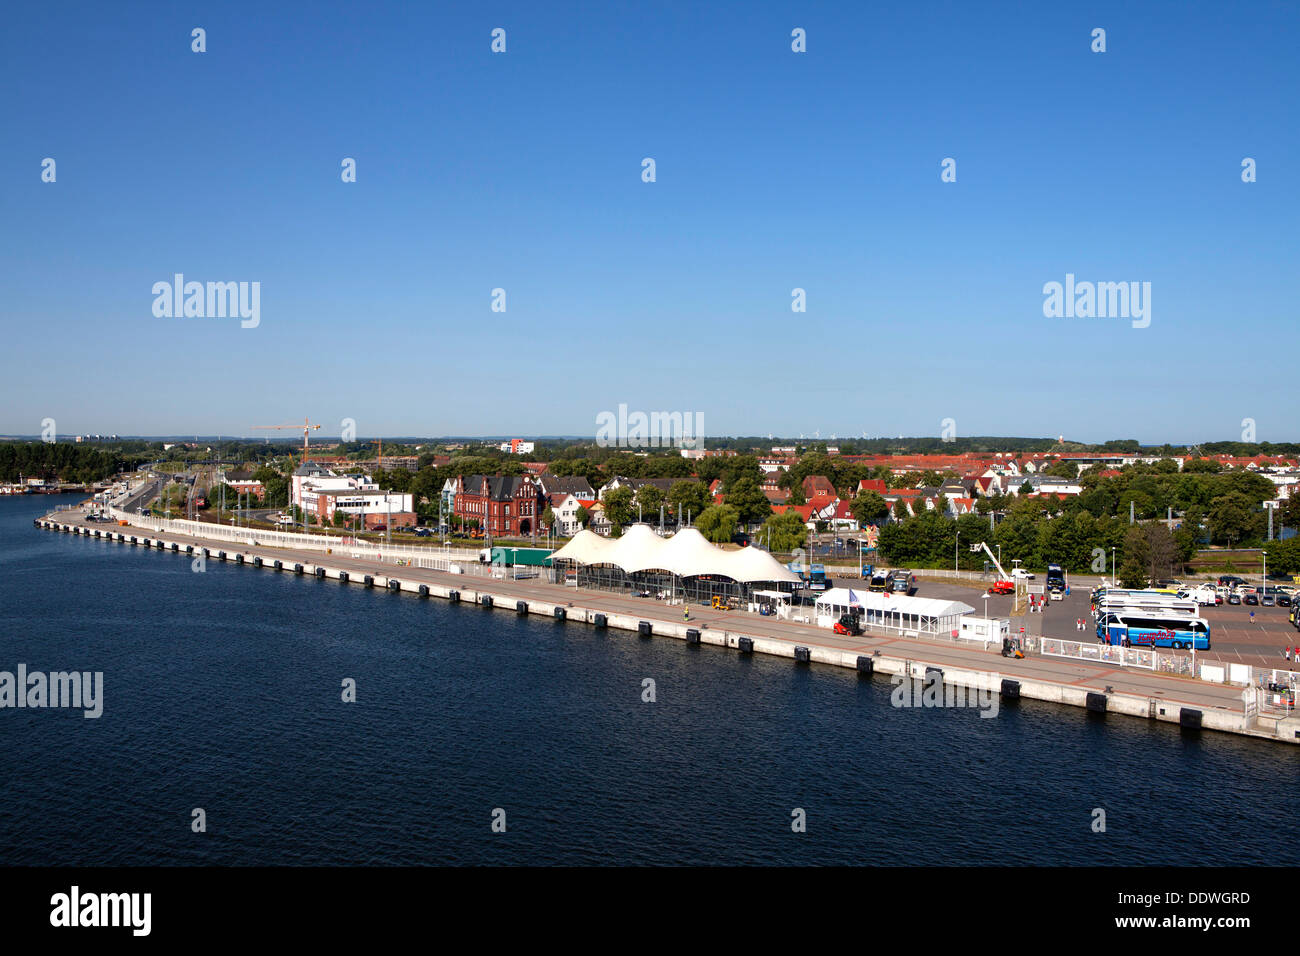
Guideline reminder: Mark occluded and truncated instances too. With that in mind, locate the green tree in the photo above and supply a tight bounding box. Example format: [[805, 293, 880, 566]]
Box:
[[603, 486, 635, 533], [635, 483, 666, 521], [760, 510, 809, 552], [724, 475, 772, 526], [252, 465, 289, 508], [668, 479, 711, 521], [850, 490, 890, 526], [696, 504, 739, 543], [1118, 524, 1150, 588], [1208, 496, 1251, 547]]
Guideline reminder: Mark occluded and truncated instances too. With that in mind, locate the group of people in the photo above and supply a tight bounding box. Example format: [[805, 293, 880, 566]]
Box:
[[1284, 646, 1300, 662]]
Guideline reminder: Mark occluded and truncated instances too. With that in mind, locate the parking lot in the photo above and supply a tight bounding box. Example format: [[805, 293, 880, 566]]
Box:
[[823, 571, 1300, 670]]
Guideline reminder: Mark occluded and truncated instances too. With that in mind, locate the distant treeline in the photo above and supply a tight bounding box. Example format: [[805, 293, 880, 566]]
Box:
[[0, 442, 144, 483], [533, 437, 1300, 457]]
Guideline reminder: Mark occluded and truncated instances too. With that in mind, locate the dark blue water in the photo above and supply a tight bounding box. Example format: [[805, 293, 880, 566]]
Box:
[[2, 495, 1296, 865]]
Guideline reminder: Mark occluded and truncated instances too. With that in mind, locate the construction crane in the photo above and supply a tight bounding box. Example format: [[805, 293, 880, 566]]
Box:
[[252, 417, 322, 462]]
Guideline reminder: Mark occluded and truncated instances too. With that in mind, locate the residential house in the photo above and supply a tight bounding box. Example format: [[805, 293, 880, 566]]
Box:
[[539, 474, 596, 500], [551, 494, 597, 536]]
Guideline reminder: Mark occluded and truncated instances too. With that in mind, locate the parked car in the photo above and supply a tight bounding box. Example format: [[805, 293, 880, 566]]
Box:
[[1263, 587, 1286, 606], [1228, 592, 1242, 605], [1011, 568, 1034, 580], [1245, 592, 1260, 606]]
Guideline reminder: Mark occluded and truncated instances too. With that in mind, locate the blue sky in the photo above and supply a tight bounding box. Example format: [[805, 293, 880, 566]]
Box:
[[1, 1, 1295, 443]]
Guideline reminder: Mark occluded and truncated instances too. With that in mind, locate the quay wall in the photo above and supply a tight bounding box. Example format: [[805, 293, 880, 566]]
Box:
[[36, 515, 1290, 746]]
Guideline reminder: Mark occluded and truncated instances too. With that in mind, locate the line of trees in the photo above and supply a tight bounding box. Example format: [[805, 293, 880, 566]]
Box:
[[875, 504, 1198, 581], [0, 442, 144, 483]]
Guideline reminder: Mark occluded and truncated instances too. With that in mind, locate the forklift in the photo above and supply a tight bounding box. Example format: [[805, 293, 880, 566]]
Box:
[[833, 611, 863, 636], [1000, 636, 1025, 659]]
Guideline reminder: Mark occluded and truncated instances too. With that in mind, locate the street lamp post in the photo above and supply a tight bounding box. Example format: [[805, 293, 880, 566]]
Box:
[[955, 530, 960, 572]]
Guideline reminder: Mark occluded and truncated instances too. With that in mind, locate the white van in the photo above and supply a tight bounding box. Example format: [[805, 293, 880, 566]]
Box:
[[1183, 584, 1219, 606]]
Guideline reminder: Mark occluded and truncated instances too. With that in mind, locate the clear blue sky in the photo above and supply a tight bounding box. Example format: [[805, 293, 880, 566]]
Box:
[[2, 1, 1295, 444]]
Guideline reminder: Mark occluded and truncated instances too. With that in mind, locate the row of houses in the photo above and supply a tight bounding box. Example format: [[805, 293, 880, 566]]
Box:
[[440, 473, 704, 537]]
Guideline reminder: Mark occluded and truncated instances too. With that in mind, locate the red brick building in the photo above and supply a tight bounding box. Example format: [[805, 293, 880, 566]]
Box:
[[453, 474, 544, 537]]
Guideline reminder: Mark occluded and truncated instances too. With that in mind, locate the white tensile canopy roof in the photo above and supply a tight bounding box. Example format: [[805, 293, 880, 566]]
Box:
[[814, 587, 975, 618], [551, 524, 801, 584], [549, 528, 616, 566]]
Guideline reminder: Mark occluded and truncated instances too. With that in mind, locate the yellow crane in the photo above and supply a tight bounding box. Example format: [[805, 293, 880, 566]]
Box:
[[252, 417, 323, 462]]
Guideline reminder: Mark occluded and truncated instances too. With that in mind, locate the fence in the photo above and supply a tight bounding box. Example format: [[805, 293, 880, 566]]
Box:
[[818, 565, 991, 583], [1040, 637, 1158, 670], [105, 506, 481, 564]]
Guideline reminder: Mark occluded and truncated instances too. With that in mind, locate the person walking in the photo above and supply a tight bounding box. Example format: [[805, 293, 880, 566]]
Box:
[[683, 606, 690, 623], [1285, 646, 1291, 663], [1250, 610, 1256, 624]]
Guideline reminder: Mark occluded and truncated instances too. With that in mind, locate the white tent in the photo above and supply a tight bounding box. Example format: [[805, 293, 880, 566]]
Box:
[[549, 528, 616, 565], [814, 587, 974, 636], [550, 523, 801, 585]]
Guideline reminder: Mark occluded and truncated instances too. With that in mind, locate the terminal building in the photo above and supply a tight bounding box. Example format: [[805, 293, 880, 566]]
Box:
[[290, 462, 415, 529]]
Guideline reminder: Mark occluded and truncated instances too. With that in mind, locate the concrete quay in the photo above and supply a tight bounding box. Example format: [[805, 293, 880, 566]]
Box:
[[37, 510, 1300, 747]]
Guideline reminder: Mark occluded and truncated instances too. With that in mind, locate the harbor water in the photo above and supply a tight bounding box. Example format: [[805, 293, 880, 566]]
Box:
[[2, 495, 1296, 866]]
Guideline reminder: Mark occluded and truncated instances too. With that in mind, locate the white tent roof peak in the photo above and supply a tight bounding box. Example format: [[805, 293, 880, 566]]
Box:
[[551, 523, 800, 584]]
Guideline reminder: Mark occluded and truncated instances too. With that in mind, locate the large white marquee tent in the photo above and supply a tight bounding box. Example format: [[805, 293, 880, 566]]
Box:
[[550, 524, 802, 602]]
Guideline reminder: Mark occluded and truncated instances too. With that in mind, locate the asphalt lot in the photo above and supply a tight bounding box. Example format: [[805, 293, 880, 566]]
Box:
[[824, 573, 1300, 671]]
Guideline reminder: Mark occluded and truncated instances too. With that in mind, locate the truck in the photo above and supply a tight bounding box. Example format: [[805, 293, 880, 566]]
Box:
[[1045, 563, 1067, 600], [480, 547, 554, 569], [890, 569, 915, 594], [1181, 583, 1221, 606], [788, 561, 828, 591]]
